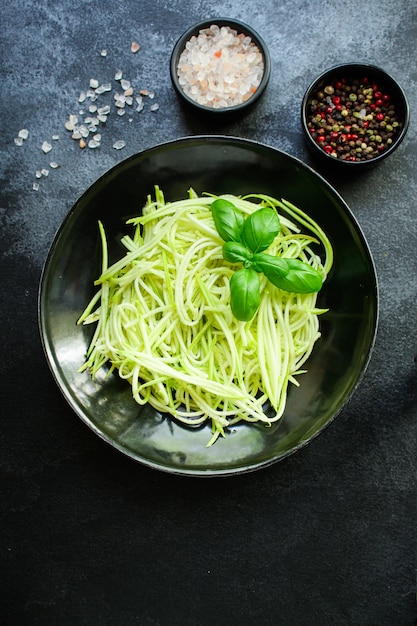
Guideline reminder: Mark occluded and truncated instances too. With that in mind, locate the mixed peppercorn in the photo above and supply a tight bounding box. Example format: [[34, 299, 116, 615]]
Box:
[[306, 75, 402, 162]]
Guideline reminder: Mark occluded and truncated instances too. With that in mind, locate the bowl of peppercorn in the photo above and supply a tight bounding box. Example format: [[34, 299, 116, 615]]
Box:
[[170, 18, 271, 114], [301, 63, 409, 168]]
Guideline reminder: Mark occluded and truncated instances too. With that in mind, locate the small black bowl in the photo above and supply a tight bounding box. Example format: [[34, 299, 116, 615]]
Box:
[[301, 63, 409, 169], [170, 18, 271, 114]]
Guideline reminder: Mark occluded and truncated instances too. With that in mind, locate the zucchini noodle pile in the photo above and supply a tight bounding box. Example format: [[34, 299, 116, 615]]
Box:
[[78, 187, 333, 446]]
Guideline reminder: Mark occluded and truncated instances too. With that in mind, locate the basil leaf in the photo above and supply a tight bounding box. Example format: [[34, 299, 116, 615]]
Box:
[[230, 268, 260, 321], [264, 258, 323, 293], [241, 207, 281, 253], [251, 252, 288, 276], [211, 199, 244, 243], [222, 241, 253, 265]]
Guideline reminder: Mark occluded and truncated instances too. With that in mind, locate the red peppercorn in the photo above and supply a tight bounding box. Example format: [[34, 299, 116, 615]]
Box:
[[362, 77, 369, 84], [335, 104, 342, 111], [370, 103, 376, 110], [383, 94, 391, 102], [330, 132, 339, 140], [363, 120, 369, 128], [317, 135, 326, 143], [335, 81, 343, 89], [333, 96, 341, 105], [324, 145, 333, 154], [374, 91, 382, 99], [325, 106, 333, 114], [375, 99, 384, 107], [376, 112, 385, 121]]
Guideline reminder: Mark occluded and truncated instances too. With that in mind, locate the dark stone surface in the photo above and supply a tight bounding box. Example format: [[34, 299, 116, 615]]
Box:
[[1, 1, 416, 624]]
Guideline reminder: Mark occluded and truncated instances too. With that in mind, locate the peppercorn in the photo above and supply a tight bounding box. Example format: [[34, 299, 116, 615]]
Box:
[[306, 75, 402, 161]]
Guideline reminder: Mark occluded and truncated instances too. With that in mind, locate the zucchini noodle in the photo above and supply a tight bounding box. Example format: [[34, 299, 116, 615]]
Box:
[[78, 187, 333, 446]]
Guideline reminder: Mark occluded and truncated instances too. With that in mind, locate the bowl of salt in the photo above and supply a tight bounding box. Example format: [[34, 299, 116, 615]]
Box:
[[170, 18, 271, 114]]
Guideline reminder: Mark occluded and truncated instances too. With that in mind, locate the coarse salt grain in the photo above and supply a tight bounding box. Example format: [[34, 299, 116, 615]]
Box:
[[176, 24, 264, 109]]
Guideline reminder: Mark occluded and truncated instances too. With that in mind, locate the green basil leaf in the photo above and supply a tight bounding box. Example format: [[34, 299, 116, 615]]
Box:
[[265, 258, 323, 293], [230, 268, 260, 321], [251, 252, 288, 276], [241, 207, 281, 253], [211, 199, 245, 243], [222, 241, 253, 265]]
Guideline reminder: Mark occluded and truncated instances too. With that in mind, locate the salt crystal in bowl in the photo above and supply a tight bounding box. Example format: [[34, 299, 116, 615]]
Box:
[[170, 19, 271, 114]]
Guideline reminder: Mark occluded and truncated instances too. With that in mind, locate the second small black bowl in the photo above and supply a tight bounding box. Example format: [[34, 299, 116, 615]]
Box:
[[301, 63, 409, 169], [170, 18, 271, 115]]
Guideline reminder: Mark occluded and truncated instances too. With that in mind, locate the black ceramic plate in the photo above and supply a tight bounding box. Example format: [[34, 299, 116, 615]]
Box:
[[38, 136, 378, 477]]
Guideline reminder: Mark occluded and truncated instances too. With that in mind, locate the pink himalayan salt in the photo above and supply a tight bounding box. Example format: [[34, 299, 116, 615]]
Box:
[[177, 24, 264, 109]]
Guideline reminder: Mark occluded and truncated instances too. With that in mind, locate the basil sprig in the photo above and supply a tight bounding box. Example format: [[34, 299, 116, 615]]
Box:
[[211, 198, 323, 321]]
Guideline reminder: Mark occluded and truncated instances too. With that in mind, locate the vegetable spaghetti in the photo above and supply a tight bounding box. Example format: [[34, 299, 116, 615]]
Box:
[[78, 187, 333, 446]]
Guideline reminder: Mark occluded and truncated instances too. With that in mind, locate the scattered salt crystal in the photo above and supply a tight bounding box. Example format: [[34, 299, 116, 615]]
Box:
[[97, 114, 108, 123], [117, 109, 126, 116], [42, 141, 52, 153], [124, 86, 134, 97], [72, 131, 82, 140], [89, 104, 97, 113], [125, 97, 133, 106], [14, 137, 24, 146], [41, 168, 49, 176], [88, 139, 99, 149], [79, 92, 86, 103], [33, 182, 40, 191], [150, 103, 159, 112], [35, 170, 42, 178], [131, 41, 140, 53], [93, 134, 101, 142], [89, 78, 99, 89], [100, 49, 107, 57], [96, 83, 111, 94], [98, 105, 111, 115], [113, 140, 126, 150], [18, 129, 29, 139], [65, 115, 78, 131], [52, 134, 59, 140], [115, 69, 123, 80], [50, 162, 60, 169], [79, 125, 89, 138], [121, 79, 131, 91], [140, 89, 149, 96], [147, 91, 155, 99]]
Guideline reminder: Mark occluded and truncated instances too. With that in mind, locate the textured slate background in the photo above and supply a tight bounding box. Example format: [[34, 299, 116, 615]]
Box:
[[1, 1, 417, 624]]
